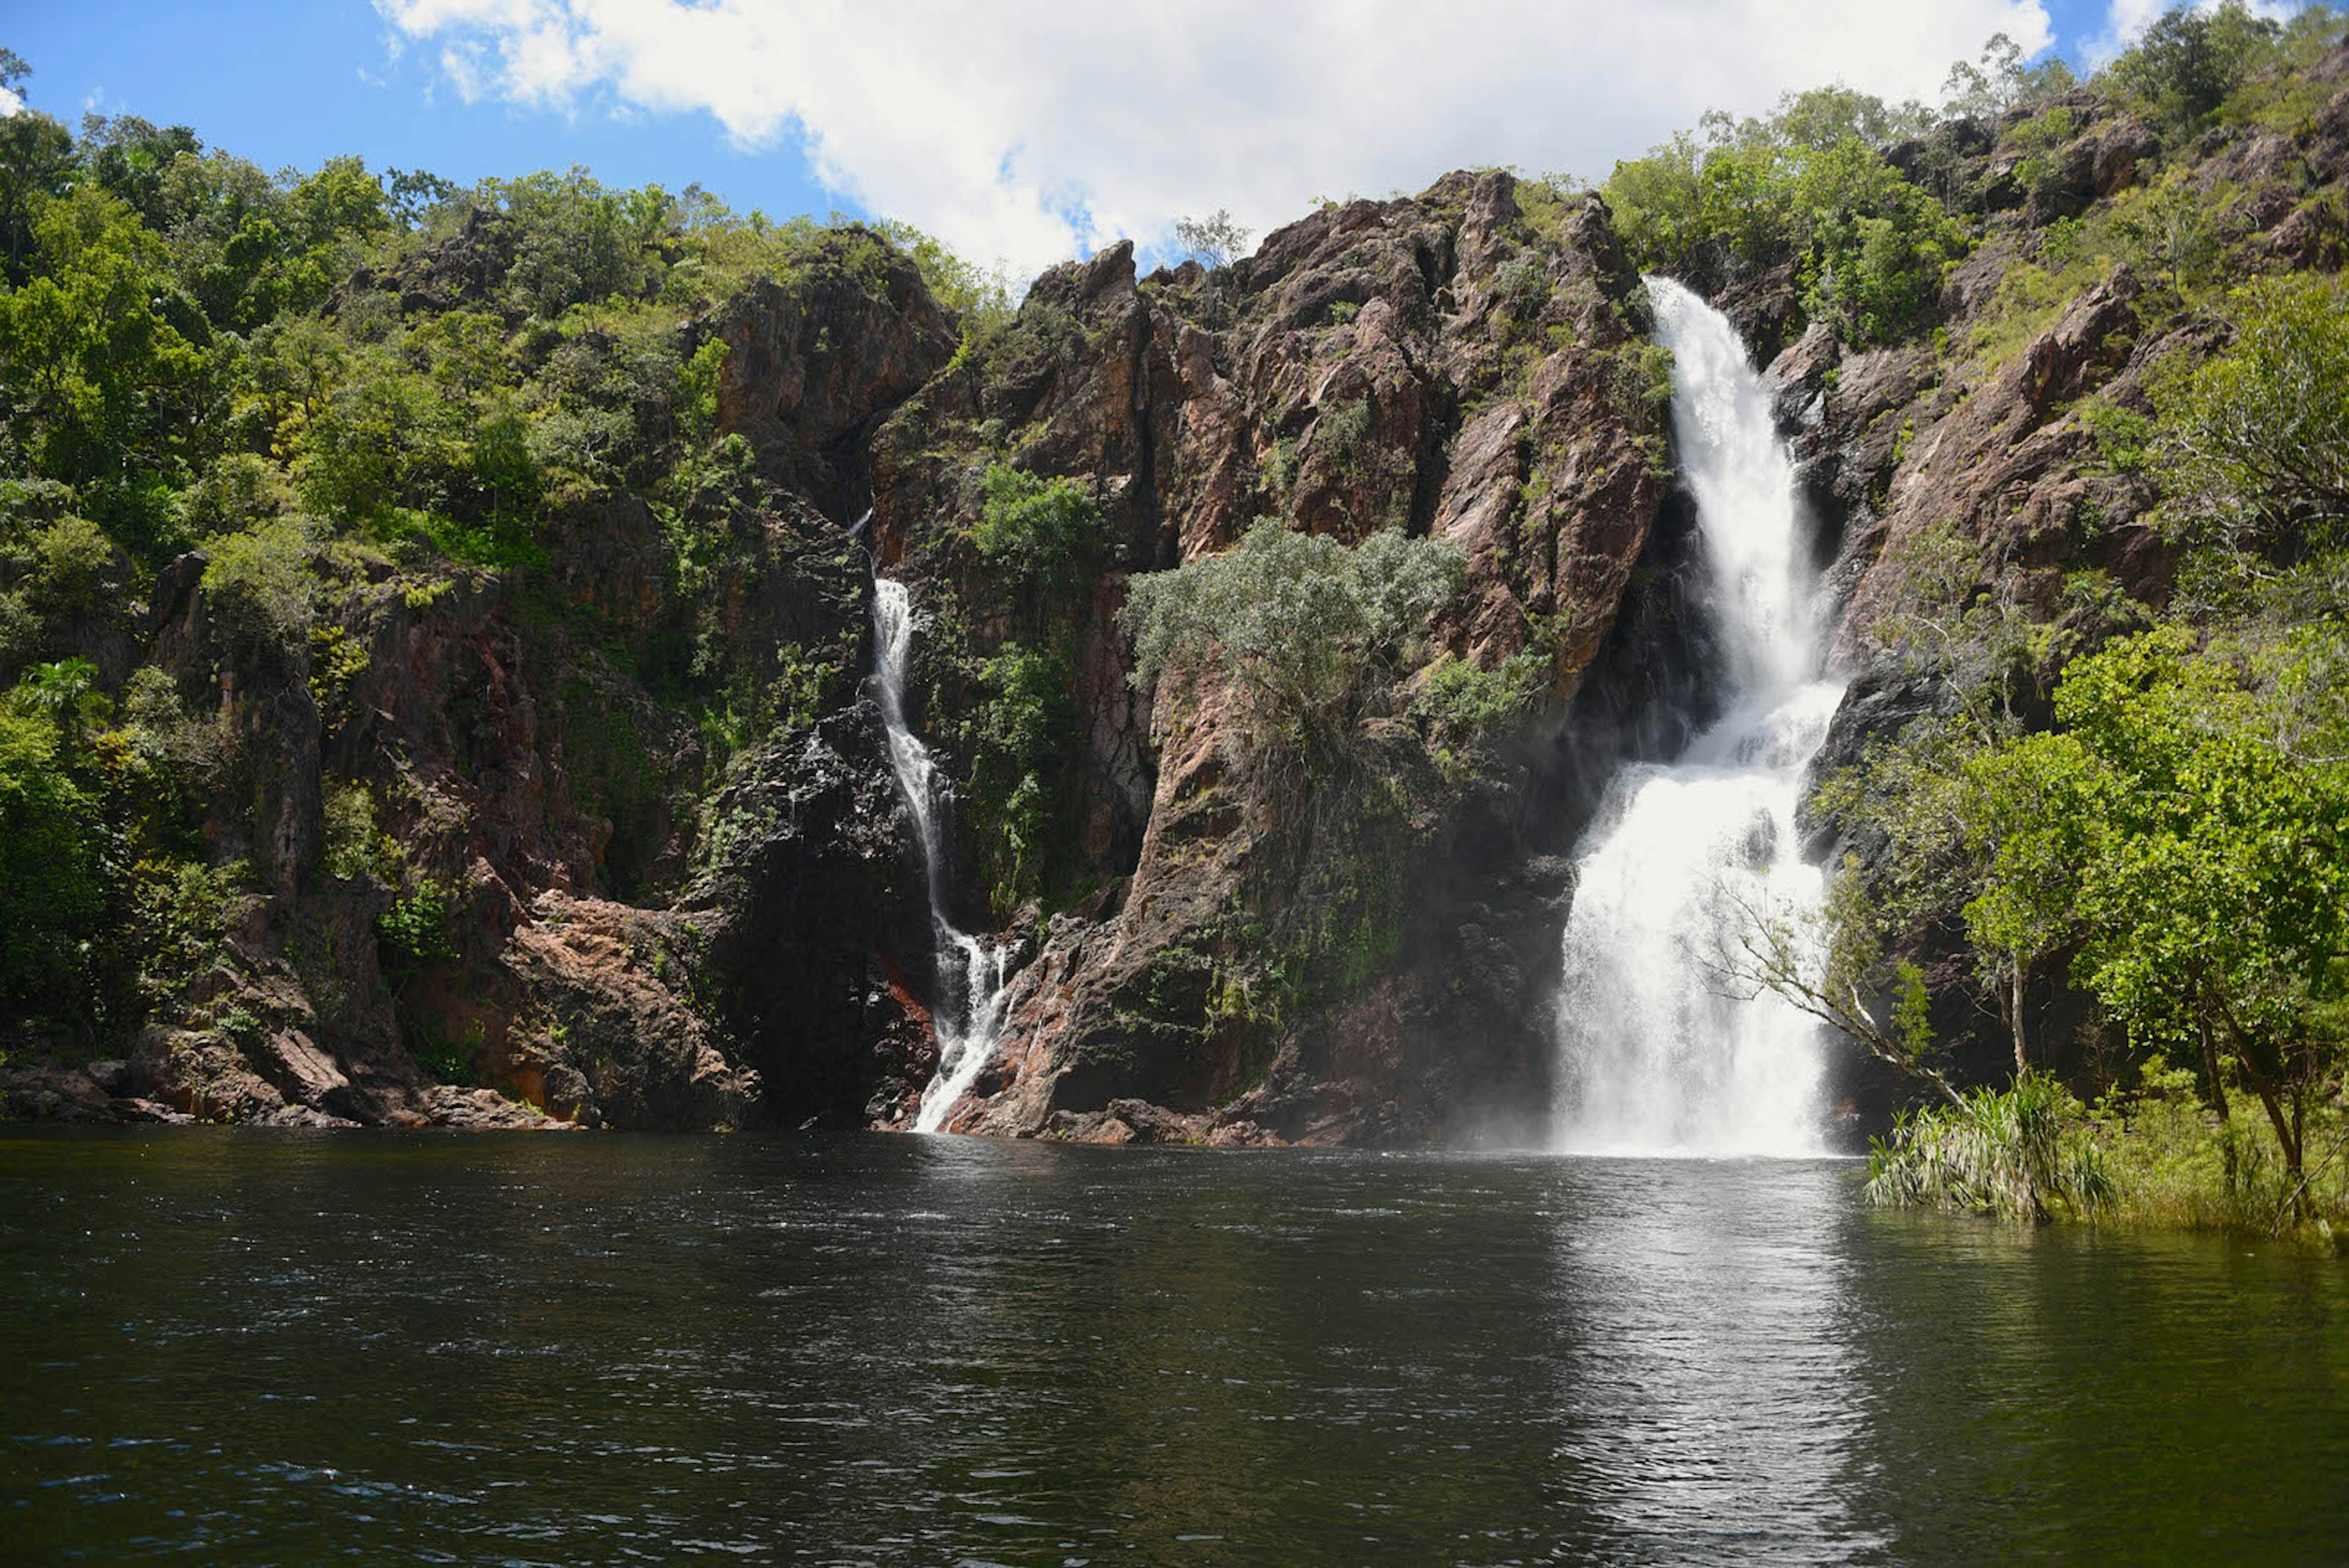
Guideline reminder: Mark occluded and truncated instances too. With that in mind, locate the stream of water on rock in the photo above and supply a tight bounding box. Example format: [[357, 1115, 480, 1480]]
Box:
[[1552, 277, 1848, 1156], [870, 578, 1009, 1132]]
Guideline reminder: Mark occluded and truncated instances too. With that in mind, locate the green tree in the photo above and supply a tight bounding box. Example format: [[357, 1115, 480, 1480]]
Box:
[[1963, 630, 2349, 1184], [1173, 209, 1251, 269], [2109, 0, 2281, 129], [0, 187, 210, 552], [969, 464, 1101, 596], [1942, 32, 2029, 119], [286, 154, 393, 251], [77, 113, 204, 231], [1121, 519, 1464, 759], [2154, 272, 2349, 559], [0, 82, 76, 282], [1602, 94, 1964, 345], [0, 707, 105, 1020]]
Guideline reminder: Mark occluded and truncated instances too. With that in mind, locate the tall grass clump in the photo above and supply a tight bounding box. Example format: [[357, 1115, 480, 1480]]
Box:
[[1866, 1075, 2113, 1222]]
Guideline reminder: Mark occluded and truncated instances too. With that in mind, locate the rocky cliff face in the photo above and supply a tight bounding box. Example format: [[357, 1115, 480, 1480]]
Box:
[[852, 171, 1682, 1143]]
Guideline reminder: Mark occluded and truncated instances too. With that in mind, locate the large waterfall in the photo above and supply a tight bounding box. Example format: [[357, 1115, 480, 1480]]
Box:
[[870, 579, 1010, 1134], [1551, 278, 1847, 1157]]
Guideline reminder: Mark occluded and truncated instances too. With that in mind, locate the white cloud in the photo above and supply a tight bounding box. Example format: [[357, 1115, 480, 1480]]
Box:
[[0, 86, 20, 119], [2087, 0, 2173, 63], [373, 0, 2053, 277]]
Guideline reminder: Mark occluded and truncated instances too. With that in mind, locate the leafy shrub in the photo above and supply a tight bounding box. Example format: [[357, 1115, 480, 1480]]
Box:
[[2007, 104, 2078, 155], [0, 590, 31, 669], [1821, 209, 1963, 346], [963, 641, 1077, 913], [2153, 272, 2349, 554], [173, 452, 292, 538], [1605, 340, 1678, 420], [322, 781, 398, 882], [408, 1024, 483, 1086], [201, 519, 317, 653], [1493, 255, 1552, 325], [1414, 650, 1551, 754], [129, 856, 242, 1013], [2077, 396, 2153, 474], [1314, 396, 1376, 464], [26, 516, 116, 616], [378, 876, 456, 969], [970, 464, 1100, 592], [119, 665, 221, 776], [12, 656, 107, 737], [1122, 519, 1465, 759], [0, 709, 105, 1018], [1258, 437, 1301, 501], [677, 336, 729, 448]]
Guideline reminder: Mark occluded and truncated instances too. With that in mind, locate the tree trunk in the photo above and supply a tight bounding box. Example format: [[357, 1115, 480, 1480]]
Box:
[[2231, 1025, 2304, 1180], [2292, 1084, 2307, 1219], [2199, 1015, 2236, 1184], [2010, 964, 2028, 1079], [2198, 1015, 2231, 1124]]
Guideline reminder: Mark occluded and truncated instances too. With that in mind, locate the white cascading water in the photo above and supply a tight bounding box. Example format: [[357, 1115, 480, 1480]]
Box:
[[1551, 277, 1847, 1157], [870, 579, 1011, 1133]]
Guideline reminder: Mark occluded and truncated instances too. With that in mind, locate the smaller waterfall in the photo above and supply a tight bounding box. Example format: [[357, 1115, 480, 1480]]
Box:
[[870, 579, 1010, 1133]]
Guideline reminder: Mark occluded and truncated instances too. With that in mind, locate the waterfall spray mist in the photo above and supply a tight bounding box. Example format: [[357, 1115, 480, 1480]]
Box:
[[870, 579, 1010, 1133], [1550, 278, 1847, 1157]]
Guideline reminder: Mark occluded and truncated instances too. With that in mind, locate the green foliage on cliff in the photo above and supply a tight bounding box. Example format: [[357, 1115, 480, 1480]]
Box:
[[1414, 650, 1549, 755], [0, 71, 1033, 1060], [1603, 87, 1969, 347], [962, 641, 1078, 915], [1122, 519, 1464, 760], [1605, 10, 2337, 354], [2154, 272, 2349, 559], [0, 651, 232, 1046], [2109, 0, 2284, 131], [0, 707, 105, 1021], [377, 876, 456, 972], [970, 464, 1102, 595]]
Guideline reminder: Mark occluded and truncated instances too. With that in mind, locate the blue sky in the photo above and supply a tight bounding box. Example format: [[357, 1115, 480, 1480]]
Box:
[[4, 3, 837, 219], [0, 2, 2266, 273]]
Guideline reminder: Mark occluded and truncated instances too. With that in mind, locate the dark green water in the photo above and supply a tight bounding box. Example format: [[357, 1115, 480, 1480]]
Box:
[[2, 1131, 2344, 1565]]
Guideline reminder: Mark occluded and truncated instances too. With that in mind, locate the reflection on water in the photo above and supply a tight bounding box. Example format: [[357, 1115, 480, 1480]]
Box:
[[1546, 1161, 1878, 1561], [2, 1131, 2345, 1564]]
